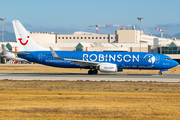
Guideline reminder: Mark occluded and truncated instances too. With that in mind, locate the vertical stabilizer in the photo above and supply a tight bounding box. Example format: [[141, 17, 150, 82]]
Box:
[[12, 20, 48, 51]]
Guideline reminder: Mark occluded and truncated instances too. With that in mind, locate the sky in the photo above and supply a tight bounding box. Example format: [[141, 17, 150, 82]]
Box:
[[0, 0, 180, 35]]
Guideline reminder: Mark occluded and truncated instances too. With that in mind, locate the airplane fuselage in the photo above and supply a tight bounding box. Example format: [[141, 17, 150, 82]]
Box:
[[18, 51, 178, 71]]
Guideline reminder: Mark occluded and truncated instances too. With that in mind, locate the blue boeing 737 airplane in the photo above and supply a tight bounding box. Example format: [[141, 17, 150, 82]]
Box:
[[11, 20, 179, 75]]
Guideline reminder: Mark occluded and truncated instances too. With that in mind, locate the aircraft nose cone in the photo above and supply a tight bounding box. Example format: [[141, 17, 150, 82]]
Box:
[[172, 60, 179, 67]]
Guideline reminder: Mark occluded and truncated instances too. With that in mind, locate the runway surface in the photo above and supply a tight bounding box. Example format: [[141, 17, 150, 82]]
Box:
[[0, 72, 179, 82]]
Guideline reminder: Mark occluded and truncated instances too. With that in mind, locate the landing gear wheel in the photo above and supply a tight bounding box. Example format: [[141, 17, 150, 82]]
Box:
[[88, 69, 98, 75], [88, 70, 93, 75], [159, 71, 162, 75], [93, 69, 98, 74]]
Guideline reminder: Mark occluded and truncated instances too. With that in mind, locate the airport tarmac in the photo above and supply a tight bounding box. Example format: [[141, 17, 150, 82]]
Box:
[[0, 72, 179, 82]]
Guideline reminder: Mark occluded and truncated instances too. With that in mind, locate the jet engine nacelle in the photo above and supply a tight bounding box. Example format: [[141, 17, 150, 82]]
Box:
[[99, 63, 118, 72]]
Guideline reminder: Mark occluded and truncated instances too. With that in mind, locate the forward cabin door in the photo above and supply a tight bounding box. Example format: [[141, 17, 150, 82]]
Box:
[[38, 53, 42, 62], [155, 55, 160, 64]]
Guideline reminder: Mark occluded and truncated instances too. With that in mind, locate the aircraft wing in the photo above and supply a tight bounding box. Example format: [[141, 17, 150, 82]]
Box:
[[49, 47, 99, 67], [67, 59, 99, 66]]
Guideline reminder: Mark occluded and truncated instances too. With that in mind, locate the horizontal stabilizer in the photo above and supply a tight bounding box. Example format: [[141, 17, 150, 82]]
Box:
[[4, 50, 30, 55]]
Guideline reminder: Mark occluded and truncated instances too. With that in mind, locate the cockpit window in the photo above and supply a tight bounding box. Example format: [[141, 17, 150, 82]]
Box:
[[164, 58, 171, 60]]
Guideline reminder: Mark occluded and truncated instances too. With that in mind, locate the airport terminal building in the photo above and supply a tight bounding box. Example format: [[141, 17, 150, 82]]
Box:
[[29, 28, 179, 59]]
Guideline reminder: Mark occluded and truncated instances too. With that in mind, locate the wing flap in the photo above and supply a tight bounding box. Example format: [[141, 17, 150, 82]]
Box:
[[70, 60, 100, 66]]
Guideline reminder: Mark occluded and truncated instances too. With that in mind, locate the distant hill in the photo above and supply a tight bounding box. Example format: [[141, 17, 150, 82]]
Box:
[[1, 30, 180, 42], [152, 33, 180, 39], [172, 33, 180, 39], [0, 31, 15, 42], [152, 34, 172, 39]]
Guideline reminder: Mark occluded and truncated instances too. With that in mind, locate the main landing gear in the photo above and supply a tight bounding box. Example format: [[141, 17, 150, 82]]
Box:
[[88, 69, 98, 75]]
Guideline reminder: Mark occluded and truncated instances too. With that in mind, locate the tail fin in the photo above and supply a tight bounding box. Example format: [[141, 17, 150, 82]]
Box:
[[12, 20, 48, 51]]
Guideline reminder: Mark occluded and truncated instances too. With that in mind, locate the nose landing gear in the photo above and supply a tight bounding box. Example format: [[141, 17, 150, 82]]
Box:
[[158, 69, 168, 75], [158, 71, 162, 75], [88, 69, 98, 75]]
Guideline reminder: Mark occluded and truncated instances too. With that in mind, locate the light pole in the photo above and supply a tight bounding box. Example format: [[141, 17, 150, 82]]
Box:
[[0, 18, 6, 43], [0, 18, 6, 64], [137, 17, 143, 52]]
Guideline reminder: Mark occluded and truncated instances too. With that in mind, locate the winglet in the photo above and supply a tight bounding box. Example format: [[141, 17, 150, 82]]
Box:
[[49, 47, 63, 60]]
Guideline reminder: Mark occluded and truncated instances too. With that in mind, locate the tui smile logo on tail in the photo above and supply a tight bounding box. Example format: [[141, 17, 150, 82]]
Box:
[[18, 36, 29, 45]]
